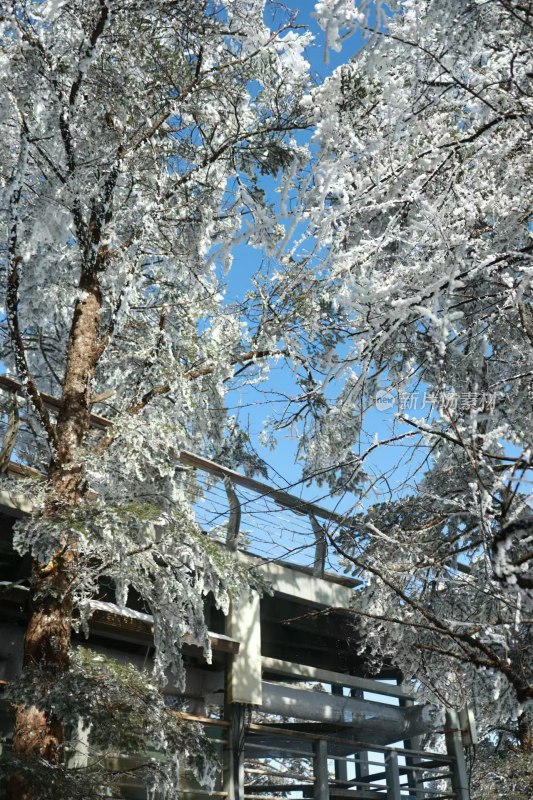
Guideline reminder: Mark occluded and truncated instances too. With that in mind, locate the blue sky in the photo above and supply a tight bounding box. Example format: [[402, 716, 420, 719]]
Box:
[[222, 3, 430, 515]]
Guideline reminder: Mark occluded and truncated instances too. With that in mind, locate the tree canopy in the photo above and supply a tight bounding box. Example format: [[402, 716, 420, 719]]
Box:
[[287, 0, 533, 748], [0, 1, 311, 795]]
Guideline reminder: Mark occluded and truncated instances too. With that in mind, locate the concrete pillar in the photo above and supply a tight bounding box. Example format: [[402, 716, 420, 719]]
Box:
[[226, 592, 262, 706]]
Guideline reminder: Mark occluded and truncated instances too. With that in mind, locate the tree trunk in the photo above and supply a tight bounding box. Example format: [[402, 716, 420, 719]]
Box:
[[518, 710, 533, 751], [6, 273, 103, 799], [7, 560, 73, 799], [6, 545, 76, 800]]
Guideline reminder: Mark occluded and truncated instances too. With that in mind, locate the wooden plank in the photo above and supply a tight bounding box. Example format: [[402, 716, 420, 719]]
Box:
[[328, 791, 386, 800], [85, 609, 240, 654], [179, 713, 230, 728], [246, 769, 312, 781], [262, 657, 413, 700], [245, 796, 305, 800], [245, 740, 315, 758], [0, 374, 111, 431], [178, 793, 228, 797]]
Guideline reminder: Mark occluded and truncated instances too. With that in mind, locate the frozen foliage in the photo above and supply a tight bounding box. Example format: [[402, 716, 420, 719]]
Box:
[[314, 0, 398, 54], [4, 648, 217, 798], [471, 745, 533, 799], [1, 0, 532, 785], [0, 0, 309, 649], [0, 0, 310, 792], [275, 0, 533, 737], [11, 494, 250, 685]]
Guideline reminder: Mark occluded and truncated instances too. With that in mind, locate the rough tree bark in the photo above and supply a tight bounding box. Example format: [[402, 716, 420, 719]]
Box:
[[518, 711, 533, 752], [7, 270, 103, 799]]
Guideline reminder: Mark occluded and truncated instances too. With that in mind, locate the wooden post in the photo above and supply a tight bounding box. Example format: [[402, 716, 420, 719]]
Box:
[[313, 739, 330, 800], [350, 688, 369, 781], [401, 697, 424, 799], [332, 686, 348, 785], [310, 514, 326, 578], [385, 750, 402, 800], [224, 702, 246, 800], [445, 710, 470, 800], [222, 721, 235, 800]]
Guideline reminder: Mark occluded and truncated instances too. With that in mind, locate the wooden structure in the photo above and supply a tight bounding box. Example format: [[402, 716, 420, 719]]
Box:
[[0, 377, 471, 799]]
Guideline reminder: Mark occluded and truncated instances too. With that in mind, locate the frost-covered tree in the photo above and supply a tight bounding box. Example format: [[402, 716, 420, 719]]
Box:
[[471, 743, 533, 800], [0, 1, 311, 796], [271, 0, 533, 747]]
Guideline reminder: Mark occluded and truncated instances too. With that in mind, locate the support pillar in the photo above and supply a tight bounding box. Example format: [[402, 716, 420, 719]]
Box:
[[227, 593, 262, 705], [445, 710, 470, 800], [223, 702, 246, 800], [332, 686, 348, 785], [385, 750, 402, 800], [402, 697, 425, 799], [313, 739, 329, 800], [351, 688, 369, 781]]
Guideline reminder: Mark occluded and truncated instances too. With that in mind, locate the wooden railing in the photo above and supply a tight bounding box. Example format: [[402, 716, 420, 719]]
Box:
[[0, 374, 358, 573]]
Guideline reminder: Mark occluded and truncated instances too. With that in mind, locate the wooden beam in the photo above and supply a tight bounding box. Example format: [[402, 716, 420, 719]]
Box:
[[244, 722, 453, 762], [0, 600, 239, 656], [174, 716, 454, 783], [0, 375, 355, 529], [244, 784, 313, 794], [0, 374, 111, 430], [89, 609, 239, 654], [328, 791, 399, 800], [180, 451, 350, 527], [262, 657, 413, 700], [179, 713, 230, 728], [245, 796, 304, 800]]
